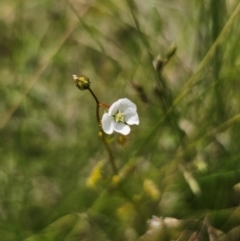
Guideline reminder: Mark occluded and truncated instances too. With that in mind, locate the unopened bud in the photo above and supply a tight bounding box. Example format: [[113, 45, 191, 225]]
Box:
[[72, 74, 90, 90]]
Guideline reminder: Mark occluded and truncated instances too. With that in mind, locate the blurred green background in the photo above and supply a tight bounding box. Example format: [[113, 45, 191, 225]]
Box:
[[1, 0, 240, 240]]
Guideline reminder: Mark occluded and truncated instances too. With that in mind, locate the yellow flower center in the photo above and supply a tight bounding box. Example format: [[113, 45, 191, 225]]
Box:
[[113, 111, 125, 123]]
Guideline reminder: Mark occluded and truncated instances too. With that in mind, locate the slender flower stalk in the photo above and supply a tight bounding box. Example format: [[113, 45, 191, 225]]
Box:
[[72, 74, 118, 174], [87, 87, 101, 127]]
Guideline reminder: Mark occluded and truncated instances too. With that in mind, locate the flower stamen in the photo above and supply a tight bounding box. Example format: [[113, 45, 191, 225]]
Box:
[[113, 110, 125, 123]]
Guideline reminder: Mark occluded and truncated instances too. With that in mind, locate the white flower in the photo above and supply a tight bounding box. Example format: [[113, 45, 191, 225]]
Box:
[[101, 98, 139, 135]]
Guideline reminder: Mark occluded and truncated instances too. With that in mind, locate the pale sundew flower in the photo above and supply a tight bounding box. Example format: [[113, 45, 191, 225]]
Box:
[[101, 98, 139, 135]]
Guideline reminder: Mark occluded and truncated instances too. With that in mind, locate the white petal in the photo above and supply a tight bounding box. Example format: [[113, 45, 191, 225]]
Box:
[[113, 122, 131, 135], [118, 98, 137, 112], [107, 99, 119, 115], [101, 113, 114, 134], [124, 108, 139, 125], [108, 98, 137, 115]]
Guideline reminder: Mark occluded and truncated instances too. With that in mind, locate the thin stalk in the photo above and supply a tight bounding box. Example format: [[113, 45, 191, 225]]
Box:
[[88, 87, 118, 175], [88, 87, 101, 126], [101, 132, 118, 175]]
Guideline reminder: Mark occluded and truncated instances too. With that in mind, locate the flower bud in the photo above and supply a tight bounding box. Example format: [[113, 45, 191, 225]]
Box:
[[72, 74, 90, 90]]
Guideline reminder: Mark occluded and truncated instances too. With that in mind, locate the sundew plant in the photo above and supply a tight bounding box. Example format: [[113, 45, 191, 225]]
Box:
[[1, 0, 240, 240]]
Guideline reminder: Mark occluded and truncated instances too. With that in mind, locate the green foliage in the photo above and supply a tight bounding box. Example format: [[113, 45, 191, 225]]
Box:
[[1, 0, 240, 240]]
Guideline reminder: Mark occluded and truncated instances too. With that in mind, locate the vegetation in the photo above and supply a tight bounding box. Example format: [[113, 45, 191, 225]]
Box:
[[1, 0, 240, 240]]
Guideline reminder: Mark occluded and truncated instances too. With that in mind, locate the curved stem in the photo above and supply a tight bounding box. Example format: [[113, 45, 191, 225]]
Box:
[[88, 87, 118, 174], [88, 87, 101, 127], [88, 87, 100, 104]]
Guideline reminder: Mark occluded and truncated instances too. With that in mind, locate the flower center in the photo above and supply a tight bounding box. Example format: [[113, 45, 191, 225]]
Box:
[[113, 110, 125, 123]]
